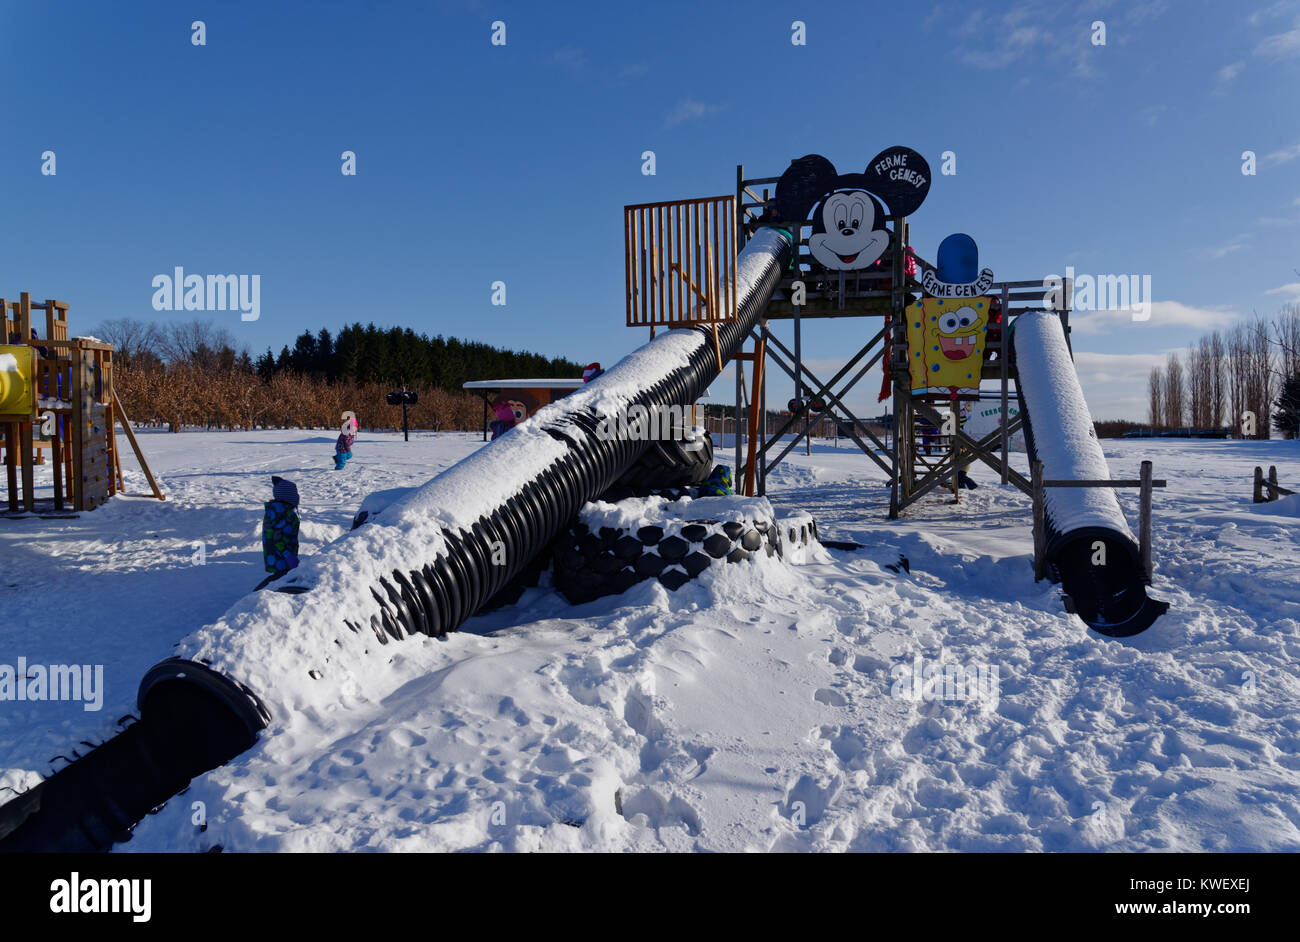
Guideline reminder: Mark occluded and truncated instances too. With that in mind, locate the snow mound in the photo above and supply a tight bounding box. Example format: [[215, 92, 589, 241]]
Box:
[[579, 494, 776, 531]]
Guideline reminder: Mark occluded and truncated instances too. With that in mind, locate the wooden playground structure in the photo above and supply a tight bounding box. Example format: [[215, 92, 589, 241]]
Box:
[[623, 162, 1076, 517], [1, 292, 162, 515]]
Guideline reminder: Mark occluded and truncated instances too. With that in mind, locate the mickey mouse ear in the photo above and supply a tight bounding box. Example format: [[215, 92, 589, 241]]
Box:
[[863, 146, 931, 218], [775, 154, 839, 223]]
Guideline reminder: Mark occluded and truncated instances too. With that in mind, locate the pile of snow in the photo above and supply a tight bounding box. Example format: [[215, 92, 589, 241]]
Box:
[[579, 494, 776, 531], [5, 428, 1300, 853], [1252, 493, 1300, 517]]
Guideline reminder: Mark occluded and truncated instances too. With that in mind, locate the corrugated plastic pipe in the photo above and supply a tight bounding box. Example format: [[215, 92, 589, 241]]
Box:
[[0, 227, 792, 851]]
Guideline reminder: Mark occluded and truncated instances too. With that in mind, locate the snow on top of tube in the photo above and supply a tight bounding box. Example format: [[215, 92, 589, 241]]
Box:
[[1014, 312, 1132, 537], [171, 228, 793, 717]]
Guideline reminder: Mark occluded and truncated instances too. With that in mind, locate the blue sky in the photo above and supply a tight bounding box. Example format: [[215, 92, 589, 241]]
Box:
[[2, 0, 1298, 419]]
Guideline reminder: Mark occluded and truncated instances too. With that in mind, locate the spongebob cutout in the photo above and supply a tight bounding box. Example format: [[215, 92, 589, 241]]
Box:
[[907, 233, 993, 396], [907, 298, 989, 395]]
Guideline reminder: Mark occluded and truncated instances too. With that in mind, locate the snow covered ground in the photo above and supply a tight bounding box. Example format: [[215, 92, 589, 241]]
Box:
[[2, 428, 1298, 851]]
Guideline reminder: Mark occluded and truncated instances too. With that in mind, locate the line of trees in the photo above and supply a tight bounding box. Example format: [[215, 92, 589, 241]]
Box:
[[1146, 305, 1300, 438], [95, 318, 583, 433]]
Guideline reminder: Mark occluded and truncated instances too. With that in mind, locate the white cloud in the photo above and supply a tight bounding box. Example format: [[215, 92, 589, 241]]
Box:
[[663, 98, 723, 129], [1255, 26, 1300, 57], [1072, 350, 1178, 420], [1248, 1, 1293, 27], [1139, 104, 1167, 126], [1266, 282, 1300, 299], [1205, 233, 1252, 258], [548, 46, 587, 73], [1069, 301, 1241, 336], [1217, 61, 1245, 82], [1264, 142, 1300, 165]]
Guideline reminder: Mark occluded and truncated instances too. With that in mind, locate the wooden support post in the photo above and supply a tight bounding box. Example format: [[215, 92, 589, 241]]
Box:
[[18, 417, 35, 513], [1000, 284, 1011, 485], [51, 414, 64, 510], [1268, 466, 1280, 502], [17, 293, 32, 346], [71, 347, 84, 510], [4, 422, 17, 512], [734, 353, 743, 481], [759, 329, 768, 497], [743, 334, 766, 496], [112, 431, 124, 493], [952, 446, 961, 502], [1253, 466, 1265, 502], [1139, 460, 1153, 584], [1031, 459, 1046, 581], [111, 389, 165, 501]]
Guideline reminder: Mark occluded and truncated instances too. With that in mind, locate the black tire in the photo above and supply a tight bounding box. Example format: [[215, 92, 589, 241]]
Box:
[[551, 500, 819, 604], [609, 429, 714, 493]]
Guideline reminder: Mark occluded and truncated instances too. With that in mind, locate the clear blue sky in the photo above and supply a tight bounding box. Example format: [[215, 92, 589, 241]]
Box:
[[3, 0, 1298, 419]]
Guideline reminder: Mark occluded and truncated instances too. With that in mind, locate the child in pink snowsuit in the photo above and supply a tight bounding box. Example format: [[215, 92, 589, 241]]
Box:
[[334, 414, 358, 470], [490, 399, 516, 440]]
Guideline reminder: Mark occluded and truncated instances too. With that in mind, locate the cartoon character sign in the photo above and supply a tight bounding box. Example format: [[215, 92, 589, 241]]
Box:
[[907, 298, 990, 395], [907, 234, 994, 396], [774, 147, 932, 271]]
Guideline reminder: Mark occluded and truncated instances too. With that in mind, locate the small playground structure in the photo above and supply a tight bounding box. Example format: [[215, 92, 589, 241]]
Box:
[[1, 292, 162, 514]]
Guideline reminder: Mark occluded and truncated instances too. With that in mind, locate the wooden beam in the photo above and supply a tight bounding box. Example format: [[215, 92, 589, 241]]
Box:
[[1139, 460, 1153, 584], [18, 416, 35, 513], [111, 389, 165, 501], [1042, 479, 1167, 488], [743, 336, 765, 496], [1032, 460, 1046, 580], [4, 422, 17, 511]]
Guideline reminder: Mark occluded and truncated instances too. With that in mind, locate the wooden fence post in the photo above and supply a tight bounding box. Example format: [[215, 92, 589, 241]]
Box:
[[1139, 460, 1153, 584], [1269, 466, 1280, 502], [1254, 466, 1264, 503], [1032, 459, 1045, 581]]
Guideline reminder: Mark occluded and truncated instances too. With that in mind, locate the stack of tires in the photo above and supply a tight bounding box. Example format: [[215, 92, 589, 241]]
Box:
[[551, 502, 787, 604]]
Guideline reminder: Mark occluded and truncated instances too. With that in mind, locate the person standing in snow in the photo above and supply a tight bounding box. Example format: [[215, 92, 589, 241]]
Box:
[[489, 396, 517, 440], [334, 412, 358, 470], [258, 476, 300, 588]]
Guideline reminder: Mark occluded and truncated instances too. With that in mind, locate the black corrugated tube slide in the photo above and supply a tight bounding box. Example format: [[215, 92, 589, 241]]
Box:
[[0, 227, 793, 852], [0, 661, 268, 852]]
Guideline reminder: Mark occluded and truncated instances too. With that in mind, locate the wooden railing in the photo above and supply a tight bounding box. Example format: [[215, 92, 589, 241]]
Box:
[[625, 195, 737, 329]]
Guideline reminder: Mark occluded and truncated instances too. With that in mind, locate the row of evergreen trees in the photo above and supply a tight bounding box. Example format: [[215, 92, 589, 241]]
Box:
[[252, 323, 583, 390]]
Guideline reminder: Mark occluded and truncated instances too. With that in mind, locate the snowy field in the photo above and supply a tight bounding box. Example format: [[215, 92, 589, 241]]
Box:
[[2, 428, 1298, 852]]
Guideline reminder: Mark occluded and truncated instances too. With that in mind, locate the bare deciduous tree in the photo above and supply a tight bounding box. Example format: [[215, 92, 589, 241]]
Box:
[[1163, 353, 1185, 428], [1148, 365, 1163, 428], [90, 318, 164, 369]]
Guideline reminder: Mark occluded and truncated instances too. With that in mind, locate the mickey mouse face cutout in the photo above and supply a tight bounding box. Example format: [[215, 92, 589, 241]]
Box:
[[775, 147, 931, 271]]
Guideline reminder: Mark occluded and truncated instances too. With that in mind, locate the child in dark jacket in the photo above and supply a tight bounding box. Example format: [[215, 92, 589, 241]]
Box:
[[334, 412, 358, 470]]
